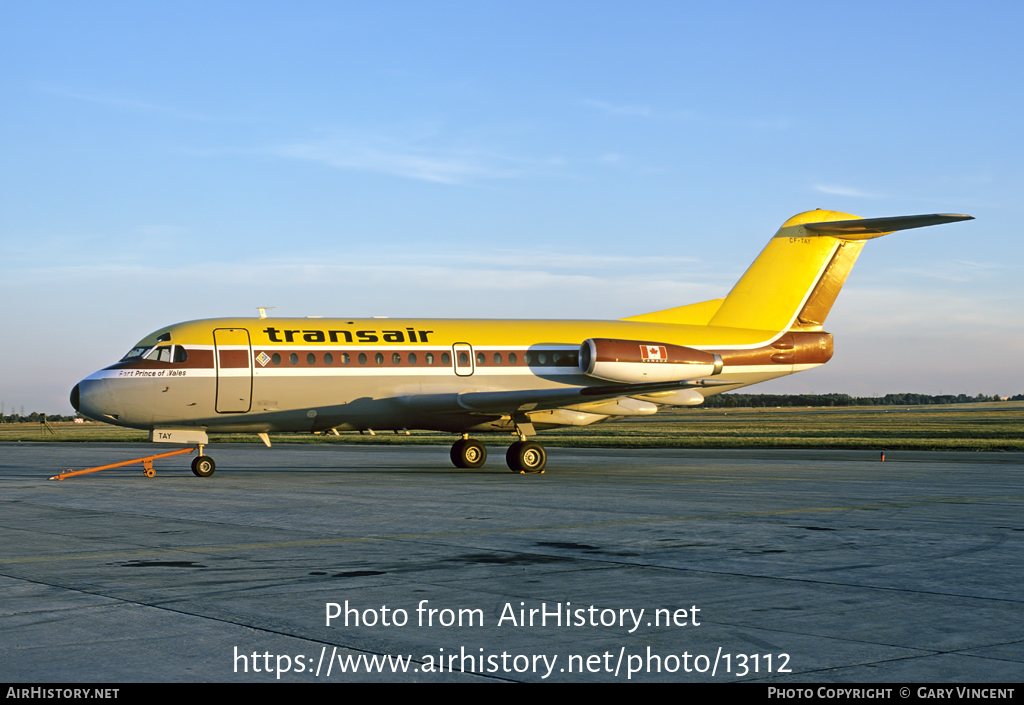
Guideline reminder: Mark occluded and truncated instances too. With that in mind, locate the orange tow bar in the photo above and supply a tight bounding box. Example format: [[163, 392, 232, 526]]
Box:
[[49, 447, 196, 481]]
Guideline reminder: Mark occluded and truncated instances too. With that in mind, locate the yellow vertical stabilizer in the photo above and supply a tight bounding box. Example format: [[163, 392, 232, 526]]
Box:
[[707, 209, 858, 332]]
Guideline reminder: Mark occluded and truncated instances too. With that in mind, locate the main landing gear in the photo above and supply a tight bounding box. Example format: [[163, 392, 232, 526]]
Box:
[[506, 440, 546, 474], [448, 435, 547, 474], [450, 438, 487, 469]]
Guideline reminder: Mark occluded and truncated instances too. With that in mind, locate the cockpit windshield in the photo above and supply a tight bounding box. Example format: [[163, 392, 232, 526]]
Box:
[[120, 345, 188, 363], [122, 346, 152, 361], [146, 346, 173, 363]]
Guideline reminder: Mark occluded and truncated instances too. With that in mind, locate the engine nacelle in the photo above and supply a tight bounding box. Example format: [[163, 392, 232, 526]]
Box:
[[580, 338, 723, 384]]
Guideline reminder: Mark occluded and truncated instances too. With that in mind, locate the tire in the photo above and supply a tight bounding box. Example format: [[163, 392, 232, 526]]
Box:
[[506, 441, 546, 474], [191, 455, 216, 477], [450, 439, 487, 469]]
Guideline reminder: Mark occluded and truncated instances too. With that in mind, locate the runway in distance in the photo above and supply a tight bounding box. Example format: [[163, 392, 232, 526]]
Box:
[[71, 210, 972, 475]]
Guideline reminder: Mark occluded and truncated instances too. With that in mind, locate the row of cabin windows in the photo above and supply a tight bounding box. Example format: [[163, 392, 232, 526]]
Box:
[[267, 350, 579, 367]]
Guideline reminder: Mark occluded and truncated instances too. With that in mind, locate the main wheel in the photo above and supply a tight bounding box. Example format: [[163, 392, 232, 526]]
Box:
[[450, 439, 487, 469], [191, 455, 216, 477], [506, 441, 546, 474]]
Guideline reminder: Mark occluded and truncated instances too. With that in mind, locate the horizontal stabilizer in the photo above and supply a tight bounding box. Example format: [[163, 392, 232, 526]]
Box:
[[803, 213, 973, 240]]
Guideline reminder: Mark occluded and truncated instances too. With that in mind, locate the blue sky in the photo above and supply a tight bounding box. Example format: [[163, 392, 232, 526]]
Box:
[[2, 1, 1022, 413]]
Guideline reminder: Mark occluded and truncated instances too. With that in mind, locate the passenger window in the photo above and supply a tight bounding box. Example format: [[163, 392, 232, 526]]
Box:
[[358, 353, 367, 365], [392, 353, 401, 364], [272, 353, 281, 365], [408, 353, 417, 364], [341, 353, 350, 365], [290, 353, 298, 365], [375, 353, 384, 365], [508, 353, 517, 365], [493, 353, 502, 365], [324, 353, 334, 365], [441, 352, 450, 365], [426, 353, 434, 365], [476, 352, 485, 365], [307, 353, 316, 365], [459, 352, 469, 365], [524, 353, 533, 365]]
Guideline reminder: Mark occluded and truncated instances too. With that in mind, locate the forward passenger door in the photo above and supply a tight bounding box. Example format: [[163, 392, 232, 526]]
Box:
[[214, 328, 253, 413]]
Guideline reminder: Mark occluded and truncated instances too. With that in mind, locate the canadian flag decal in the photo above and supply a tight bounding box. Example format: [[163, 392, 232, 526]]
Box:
[[640, 345, 668, 362]]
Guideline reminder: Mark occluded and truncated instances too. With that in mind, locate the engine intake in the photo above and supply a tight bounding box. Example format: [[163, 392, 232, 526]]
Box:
[[580, 338, 723, 384]]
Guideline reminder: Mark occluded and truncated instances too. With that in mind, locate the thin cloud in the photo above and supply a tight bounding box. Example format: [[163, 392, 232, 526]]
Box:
[[581, 99, 699, 122], [582, 99, 786, 132], [882, 260, 1005, 283], [415, 250, 701, 271], [3, 254, 731, 320], [582, 99, 655, 118], [135, 224, 191, 237], [270, 127, 559, 184], [733, 117, 792, 131], [887, 267, 973, 283], [957, 260, 1002, 270], [831, 286, 1020, 332], [813, 184, 885, 199], [36, 85, 223, 122], [275, 140, 514, 184]]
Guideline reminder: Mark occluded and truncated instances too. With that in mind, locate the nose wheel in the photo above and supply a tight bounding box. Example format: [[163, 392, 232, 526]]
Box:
[[191, 455, 216, 477], [506, 441, 546, 474]]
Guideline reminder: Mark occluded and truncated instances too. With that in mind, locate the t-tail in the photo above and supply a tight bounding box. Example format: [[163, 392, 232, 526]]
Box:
[[626, 209, 974, 334]]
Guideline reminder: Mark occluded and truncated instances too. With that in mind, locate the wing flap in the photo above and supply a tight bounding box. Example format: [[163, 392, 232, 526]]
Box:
[[401, 379, 733, 415]]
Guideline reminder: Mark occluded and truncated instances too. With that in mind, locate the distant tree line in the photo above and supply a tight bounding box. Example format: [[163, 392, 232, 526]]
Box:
[[702, 393, 1017, 408], [0, 412, 82, 423]]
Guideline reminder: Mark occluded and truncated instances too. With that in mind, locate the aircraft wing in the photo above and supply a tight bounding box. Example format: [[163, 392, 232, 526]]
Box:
[[401, 378, 733, 416]]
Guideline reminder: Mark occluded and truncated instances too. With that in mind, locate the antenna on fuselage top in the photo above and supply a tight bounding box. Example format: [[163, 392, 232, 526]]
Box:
[[257, 307, 276, 319]]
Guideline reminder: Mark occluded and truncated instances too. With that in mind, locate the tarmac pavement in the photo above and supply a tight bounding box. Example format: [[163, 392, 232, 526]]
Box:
[[1, 443, 1021, 683]]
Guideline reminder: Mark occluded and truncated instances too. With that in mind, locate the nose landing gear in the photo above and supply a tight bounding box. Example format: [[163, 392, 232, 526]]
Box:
[[190, 443, 216, 477], [191, 455, 216, 477]]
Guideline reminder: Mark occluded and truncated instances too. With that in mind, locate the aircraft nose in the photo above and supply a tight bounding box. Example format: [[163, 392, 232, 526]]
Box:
[[73, 378, 111, 422], [73, 377, 128, 425]]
